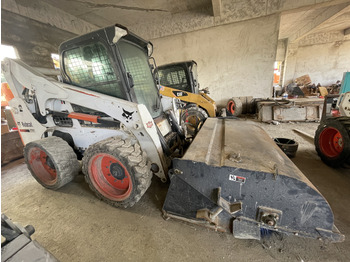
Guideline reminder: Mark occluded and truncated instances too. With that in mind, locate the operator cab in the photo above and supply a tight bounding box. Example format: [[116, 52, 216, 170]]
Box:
[[59, 25, 184, 157], [157, 61, 199, 94], [59, 24, 162, 119]]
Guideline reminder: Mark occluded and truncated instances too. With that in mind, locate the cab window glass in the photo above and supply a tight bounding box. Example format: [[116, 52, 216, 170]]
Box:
[[158, 66, 191, 92], [63, 42, 126, 99], [118, 40, 161, 118]]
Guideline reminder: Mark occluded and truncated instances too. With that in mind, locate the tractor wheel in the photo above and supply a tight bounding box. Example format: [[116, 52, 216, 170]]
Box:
[[315, 117, 350, 167], [82, 137, 152, 208], [226, 97, 243, 116], [227, 97, 243, 117], [24, 136, 80, 190], [181, 105, 208, 138]]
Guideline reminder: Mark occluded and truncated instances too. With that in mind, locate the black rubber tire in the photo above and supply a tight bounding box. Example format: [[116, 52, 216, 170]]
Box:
[[226, 97, 243, 117], [82, 137, 152, 208], [274, 138, 299, 158], [181, 105, 208, 138], [315, 117, 350, 167], [24, 136, 80, 190]]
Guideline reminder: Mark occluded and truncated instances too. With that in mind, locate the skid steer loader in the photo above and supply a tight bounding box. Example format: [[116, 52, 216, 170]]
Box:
[[314, 72, 350, 167], [2, 24, 344, 242], [157, 61, 216, 137]]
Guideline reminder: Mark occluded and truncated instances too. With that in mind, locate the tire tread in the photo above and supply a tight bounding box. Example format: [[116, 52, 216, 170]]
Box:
[[24, 136, 80, 190], [82, 137, 152, 208]]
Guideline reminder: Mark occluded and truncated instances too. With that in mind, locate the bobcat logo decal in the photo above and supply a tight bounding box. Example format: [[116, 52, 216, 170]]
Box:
[[122, 109, 134, 122]]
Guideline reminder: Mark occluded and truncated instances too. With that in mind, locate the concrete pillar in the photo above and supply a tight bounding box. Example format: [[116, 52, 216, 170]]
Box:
[[282, 42, 299, 86], [275, 40, 288, 87]]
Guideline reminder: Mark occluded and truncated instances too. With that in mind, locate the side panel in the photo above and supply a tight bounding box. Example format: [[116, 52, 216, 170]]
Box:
[[9, 98, 46, 144], [340, 72, 350, 94], [159, 85, 216, 117], [339, 92, 350, 117], [163, 160, 342, 242]]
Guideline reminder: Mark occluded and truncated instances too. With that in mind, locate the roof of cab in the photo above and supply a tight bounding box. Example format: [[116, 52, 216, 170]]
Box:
[[59, 24, 150, 54]]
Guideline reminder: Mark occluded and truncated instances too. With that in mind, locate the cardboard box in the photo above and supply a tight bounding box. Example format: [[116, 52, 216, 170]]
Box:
[[1, 123, 10, 134]]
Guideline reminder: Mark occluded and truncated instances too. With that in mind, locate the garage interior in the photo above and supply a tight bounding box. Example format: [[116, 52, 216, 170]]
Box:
[[1, 0, 350, 261]]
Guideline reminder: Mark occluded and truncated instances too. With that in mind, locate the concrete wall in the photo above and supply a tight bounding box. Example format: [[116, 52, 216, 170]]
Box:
[[284, 32, 350, 85], [1, 10, 76, 68], [152, 14, 280, 106]]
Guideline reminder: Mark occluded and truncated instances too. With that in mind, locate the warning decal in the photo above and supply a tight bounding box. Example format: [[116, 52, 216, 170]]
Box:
[[229, 174, 246, 184]]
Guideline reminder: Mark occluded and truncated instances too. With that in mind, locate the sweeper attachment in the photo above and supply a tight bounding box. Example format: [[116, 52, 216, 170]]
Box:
[[163, 118, 344, 242]]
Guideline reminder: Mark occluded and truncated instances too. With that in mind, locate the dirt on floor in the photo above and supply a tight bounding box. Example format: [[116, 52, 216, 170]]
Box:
[[1, 120, 350, 262]]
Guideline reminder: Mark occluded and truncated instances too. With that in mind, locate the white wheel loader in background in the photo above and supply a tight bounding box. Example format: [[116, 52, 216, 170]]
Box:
[[2, 24, 344, 242]]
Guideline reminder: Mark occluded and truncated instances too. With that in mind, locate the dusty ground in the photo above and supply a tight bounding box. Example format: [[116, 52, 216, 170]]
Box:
[[2, 120, 350, 262]]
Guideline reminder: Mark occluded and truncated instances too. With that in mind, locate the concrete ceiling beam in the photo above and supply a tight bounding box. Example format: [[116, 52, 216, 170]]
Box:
[[280, 0, 350, 15], [211, 0, 222, 17], [2, 0, 98, 35], [289, 3, 350, 43]]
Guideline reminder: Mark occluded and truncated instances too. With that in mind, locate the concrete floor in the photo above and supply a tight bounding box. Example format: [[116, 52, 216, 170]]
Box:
[[2, 120, 350, 261]]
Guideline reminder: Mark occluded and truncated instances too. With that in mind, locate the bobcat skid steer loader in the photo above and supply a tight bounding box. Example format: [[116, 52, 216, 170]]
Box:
[[2, 24, 344, 242]]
